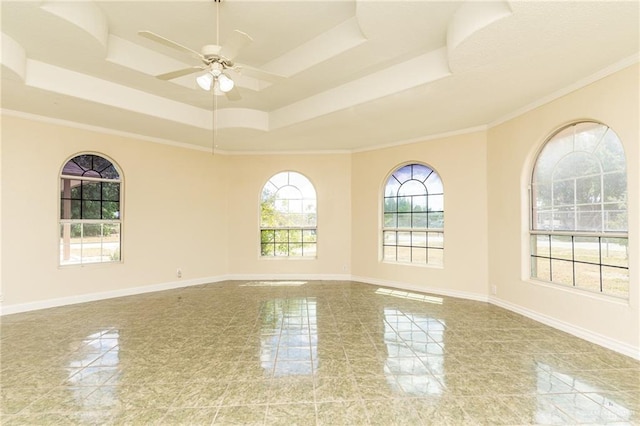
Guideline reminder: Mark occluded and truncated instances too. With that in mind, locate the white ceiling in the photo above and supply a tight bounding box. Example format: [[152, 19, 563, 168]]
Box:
[[2, 1, 638, 153]]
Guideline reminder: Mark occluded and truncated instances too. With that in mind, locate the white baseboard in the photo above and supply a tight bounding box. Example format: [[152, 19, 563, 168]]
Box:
[[489, 296, 640, 361], [0, 275, 230, 316]]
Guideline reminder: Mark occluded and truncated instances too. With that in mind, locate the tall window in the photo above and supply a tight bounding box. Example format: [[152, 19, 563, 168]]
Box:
[[531, 122, 628, 298], [60, 154, 122, 265], [260, 171, 317, 257], [383, 163, 444, 266]]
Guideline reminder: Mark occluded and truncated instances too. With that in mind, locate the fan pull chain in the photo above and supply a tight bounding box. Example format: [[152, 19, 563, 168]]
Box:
[[212, 87, 217, 156]]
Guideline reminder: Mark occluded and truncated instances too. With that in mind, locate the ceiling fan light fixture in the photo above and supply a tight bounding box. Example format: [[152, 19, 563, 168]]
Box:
[[218, 73, 234, 92], [196, 71, 214, 91]]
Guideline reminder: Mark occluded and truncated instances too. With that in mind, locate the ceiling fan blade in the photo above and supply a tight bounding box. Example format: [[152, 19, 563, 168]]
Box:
[[138, 30, 204, 62], [234, 64, 285, 83], [224, 86, 242, 101], [219, 30, 253, 60], [155, 67, 204, 80]]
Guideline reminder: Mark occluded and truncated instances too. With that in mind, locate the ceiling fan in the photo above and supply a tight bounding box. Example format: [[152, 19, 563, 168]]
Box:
[[138, 1, 282, 101]]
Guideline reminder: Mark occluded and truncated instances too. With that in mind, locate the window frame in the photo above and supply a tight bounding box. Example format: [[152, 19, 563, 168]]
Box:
[[259, 171, 317, 259], [529, 121, 629, 298], [381, 162, 444, 267], [59, 152, 123, 267]]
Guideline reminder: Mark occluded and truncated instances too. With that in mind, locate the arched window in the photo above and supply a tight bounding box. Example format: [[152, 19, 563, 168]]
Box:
[[60, 153, 122, 265], [260, 171, 317, 257], [531, 122, 628, 297], [383, 163, 444, 266]]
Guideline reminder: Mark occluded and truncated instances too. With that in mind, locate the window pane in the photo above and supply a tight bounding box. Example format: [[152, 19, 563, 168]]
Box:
[[412, 212, 427, 228], [289, 243, 303, 256], [302, 243, 316, 257], [384, 197, 397, 213], [103, 223, 120, 261], [601, 266, 628, 298], [425, 172, 443, 194], [596, 130, 626, 172], [604, 205, 626, 232], [411, 164, 433, 182], [82, 201, 101, 219], [601, 238, 628, 267], [398, 213, 411, 228], [550, 259, 573, 286], [276, 244, 289, 256], [398, 197, 412, 212], [534, 211, 552, 230], [383, 246, 396, 261], [82, 181, 101, 199], [427, 212, 444, 229], [397, 246, 411, 262], [303, 229, 317, 243], [261, 243, 274, 256], [576, 206, 602, 232], [383, 231, 396, 245], [289, 214, 304, 227], [289, 229, 302, 243], [532, 257, 551, 281], [575, 175, 601, 204], [102, 202, 120, 220], [573, 237, 598, 264], [552, 210, 575, 231], [411, 232, 426, 248], [428, 248, 444, 266], [384, 213, 397, 227], [531, 235, 550, 257], [102, 182, 120, 201], [428, 232, 444, 249], [574, 262, 600, 292], [261, 230, 275, 243], [397, 232, 411, 246], [413, 195, 427, 212], [553, 180, 574, 206], [411, 247, 427, 263], [428, 194, 444, 212], [275, 230, 289, 242], [550, 235, 572, 261]]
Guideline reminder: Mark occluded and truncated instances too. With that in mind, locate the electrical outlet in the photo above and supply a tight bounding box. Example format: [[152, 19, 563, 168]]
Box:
[[176, 268, 182, 278], [491, 285, 497, 295]]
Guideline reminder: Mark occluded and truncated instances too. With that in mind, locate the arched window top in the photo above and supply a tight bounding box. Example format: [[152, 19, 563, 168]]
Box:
[[531, 121, 627, 233], [534, 122, 625, 184], [385, 163, 443, 196], [62, 154, 120, 180], [262, 170, 316, 201]]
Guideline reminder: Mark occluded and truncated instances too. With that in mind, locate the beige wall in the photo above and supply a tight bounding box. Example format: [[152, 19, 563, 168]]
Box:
[[225, 153, 352, 277], [487, 64, 639, 354], [1, 116, 228, 308], [350, 131, 489, 299]]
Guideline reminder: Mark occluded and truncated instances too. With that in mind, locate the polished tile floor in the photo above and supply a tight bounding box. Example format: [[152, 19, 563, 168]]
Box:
[[1, 280, 638, 425]]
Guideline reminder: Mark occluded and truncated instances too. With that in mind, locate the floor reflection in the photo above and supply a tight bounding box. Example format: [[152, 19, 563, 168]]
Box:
[[536, 362, 632, 424], [383, 308, 445, 396], [259, 298, 317, 377], [67, 328, 120, 411]]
